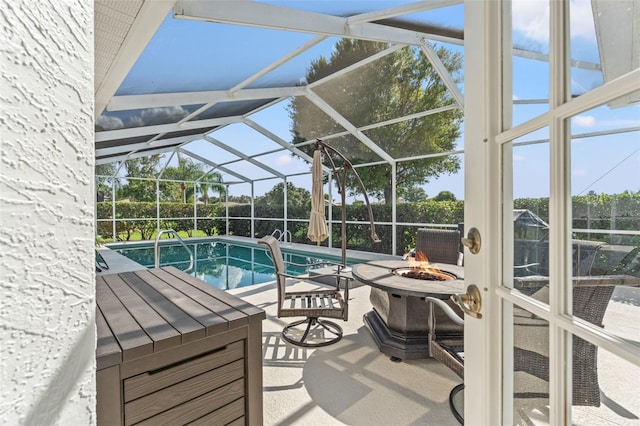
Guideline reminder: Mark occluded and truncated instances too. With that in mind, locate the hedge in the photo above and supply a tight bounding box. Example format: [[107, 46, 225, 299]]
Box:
[[97, 191, 639, 253]]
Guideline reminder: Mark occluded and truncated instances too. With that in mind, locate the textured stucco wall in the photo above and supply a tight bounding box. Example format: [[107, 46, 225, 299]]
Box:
[[1, 1, 96, 424]]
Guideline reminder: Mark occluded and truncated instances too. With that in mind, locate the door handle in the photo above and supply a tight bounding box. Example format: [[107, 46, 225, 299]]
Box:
[[451, 284, 483, 319], [461, 227, 481, 254]]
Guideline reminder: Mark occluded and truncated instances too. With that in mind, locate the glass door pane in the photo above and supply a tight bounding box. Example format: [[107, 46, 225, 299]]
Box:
[[568, 95, 640, 421]]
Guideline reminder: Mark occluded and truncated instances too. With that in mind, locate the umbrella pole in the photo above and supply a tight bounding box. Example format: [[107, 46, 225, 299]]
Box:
[[314, 139, 380, 272]]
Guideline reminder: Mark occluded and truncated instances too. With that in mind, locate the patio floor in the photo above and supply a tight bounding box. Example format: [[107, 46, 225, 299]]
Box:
[[228, 276, 640, 426], [98, 247, 638, 425], [228, 279, 463, 426]]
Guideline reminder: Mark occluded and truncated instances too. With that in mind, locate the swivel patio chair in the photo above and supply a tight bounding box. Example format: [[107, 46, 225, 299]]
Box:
[[258, 235, 354, 347]]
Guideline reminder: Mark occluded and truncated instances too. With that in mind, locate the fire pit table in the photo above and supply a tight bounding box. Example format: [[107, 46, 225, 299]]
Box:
[[352, 259, 464, 361]]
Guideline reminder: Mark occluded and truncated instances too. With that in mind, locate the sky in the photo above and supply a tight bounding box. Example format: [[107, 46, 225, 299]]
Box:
[[100, 0, 639, 202]]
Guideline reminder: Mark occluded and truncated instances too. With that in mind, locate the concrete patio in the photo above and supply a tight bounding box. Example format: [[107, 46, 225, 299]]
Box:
[[228, 276, 639, 426], [228, 279, 463, 426], [95, 247, 639, 425]]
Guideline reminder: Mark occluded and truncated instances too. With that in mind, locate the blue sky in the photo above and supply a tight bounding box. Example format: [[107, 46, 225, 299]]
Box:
[[103, 0, 639, 202]]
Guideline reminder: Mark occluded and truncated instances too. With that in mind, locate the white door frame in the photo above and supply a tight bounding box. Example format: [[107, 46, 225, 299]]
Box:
[[464, 1, 640, 425], [462, 1, 504, 424]]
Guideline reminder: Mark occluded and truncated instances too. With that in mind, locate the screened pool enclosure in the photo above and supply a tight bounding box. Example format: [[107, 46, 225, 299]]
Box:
[[95, 1, 639, 257], [92, 3, 640, 422]]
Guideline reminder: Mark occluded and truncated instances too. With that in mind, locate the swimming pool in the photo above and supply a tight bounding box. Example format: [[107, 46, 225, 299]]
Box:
[[108, 238, 356, 291]]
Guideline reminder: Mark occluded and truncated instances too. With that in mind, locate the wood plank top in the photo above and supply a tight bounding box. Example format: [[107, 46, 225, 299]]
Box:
[[102, 273, 182, 352], [96, 267, 265, 370], [96, 306, 122, 370], [97, 276, 154, 362]]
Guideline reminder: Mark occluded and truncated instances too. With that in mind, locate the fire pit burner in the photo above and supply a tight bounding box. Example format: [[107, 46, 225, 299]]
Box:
[[392, 267, 457, 281]]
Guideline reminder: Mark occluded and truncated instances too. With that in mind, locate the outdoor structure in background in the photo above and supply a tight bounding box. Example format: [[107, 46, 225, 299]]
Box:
[[94, 2, 638, 257]]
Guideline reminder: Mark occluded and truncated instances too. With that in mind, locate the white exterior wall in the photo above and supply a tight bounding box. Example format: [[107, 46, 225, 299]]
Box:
[[0, 1, 96, 424]]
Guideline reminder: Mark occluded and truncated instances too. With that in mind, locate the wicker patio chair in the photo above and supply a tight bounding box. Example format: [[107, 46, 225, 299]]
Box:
[[416, 228, 462, 265], [258, 235, 354, 347], [426, 247, 640, 424], [424, 297, 465, 424], [514, 237, 605, 278]]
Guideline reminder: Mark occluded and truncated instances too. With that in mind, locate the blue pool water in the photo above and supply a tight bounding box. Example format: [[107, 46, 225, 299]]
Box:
[[109, 238, 354, 291]]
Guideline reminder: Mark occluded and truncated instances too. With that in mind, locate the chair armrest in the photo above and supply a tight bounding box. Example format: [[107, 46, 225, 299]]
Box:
[[276, 271, 352, 299], [283, 259, 344, 269], [425, 297, 464, 326], [306, 272, 353, 281], [276, 271, 353, 283]]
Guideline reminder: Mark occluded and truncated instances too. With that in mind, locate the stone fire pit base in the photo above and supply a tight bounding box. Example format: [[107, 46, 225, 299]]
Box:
[[364, 287, 432, 361], [352, 260, 464, 362]]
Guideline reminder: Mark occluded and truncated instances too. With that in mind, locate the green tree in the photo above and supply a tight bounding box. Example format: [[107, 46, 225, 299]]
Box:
[[255, 182, 311, 208], [197, 174, 226, 205], [433, 190, 457, 202], [401, 186, 428, 203], [95, 163, 117, 201], [159, 155, 227, 204], [228, 195, 252, 204], [161, 155, 206, 203], [119, 155, 162, 201], [289, 39, 463, 203]]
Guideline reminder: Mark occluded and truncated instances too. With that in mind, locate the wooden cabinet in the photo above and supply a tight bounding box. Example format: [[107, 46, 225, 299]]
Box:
[[96, 267, 265, 425]]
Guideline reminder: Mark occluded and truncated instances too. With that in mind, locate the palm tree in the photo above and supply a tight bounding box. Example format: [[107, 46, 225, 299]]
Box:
[[198, 171, 225, 204]]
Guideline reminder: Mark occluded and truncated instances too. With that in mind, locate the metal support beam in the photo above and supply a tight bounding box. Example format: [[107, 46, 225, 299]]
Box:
[[178, 148, 252, 183], [174, 0, 461, 46], [231, 35, 328, 93], [204, 135, 285, 179], [251, 183, 255, 237], [346, 0, 462, 25], [96, 0, 176, 118], [108, 86, 306, 112], [305, 89, 396, 164], [420, 43, 464, 108], [96, 116, 242, 141]]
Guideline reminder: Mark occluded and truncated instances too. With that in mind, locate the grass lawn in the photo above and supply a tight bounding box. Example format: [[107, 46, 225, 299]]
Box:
[[99, 229, 210, 243]]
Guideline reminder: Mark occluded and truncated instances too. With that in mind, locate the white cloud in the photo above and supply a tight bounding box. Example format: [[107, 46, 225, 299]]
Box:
[[138, 106, 189, 126], [276, 155, 292, 166], [512, 0, 549, 43], [514, 154, 526, 162], [96, 115, 124, 130], [569, 0, 597, 42], [512, 0, 596, 43], [573, 115, 596, 127], [573, 169, 587, 176]]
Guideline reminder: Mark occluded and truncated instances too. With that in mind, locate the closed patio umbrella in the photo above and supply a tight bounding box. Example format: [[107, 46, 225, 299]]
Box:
[[307, 149, 328, 243]]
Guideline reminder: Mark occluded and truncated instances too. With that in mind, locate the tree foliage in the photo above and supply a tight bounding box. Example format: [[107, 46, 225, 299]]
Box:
[[401, 186, 428, 202], [288, 39, 463, 203], [228, 195, 252, 204], [95, 163, 117, 201], [118, 155, 161, 202], [433, 190, 457, 202], [255, 182, 311, 208], [159, 155, 226, 204], [114, 154, 226, 204]]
